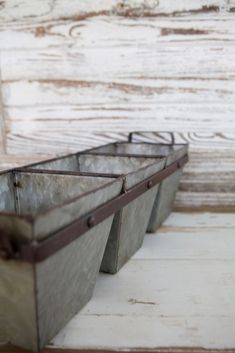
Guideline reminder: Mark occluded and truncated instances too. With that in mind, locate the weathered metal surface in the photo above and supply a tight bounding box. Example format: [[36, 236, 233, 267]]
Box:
[[0, 171, 122, 351], [0, 142, 187, 350], [28, 153, 167, 272], [0, 173, 15, 211], [31, 154, 78, 171], [36, 216, 114, 351], [0, 171, 121, 241], [0, 259, 37, 351], [87, 141, 188, 232], [76, 154, 165, 273], [100, 187, 159, 273], [148, 168, 183, 231], [1, 156, 188, 263], [15, 156, 187, 263], [128, 134, 189, 230], [0, 216, 114, 352]]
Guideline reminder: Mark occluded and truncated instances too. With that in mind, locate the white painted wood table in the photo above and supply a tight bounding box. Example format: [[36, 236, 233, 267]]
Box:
[[38, 211, 235, 352]]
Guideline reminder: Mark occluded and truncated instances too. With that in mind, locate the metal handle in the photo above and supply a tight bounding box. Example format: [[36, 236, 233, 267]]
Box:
[[169, 132, 175, 145], [128, 131, 175, 145]]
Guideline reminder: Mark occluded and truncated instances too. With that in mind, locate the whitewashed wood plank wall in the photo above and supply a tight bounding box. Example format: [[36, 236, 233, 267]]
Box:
[[0, 0, 234, 209]]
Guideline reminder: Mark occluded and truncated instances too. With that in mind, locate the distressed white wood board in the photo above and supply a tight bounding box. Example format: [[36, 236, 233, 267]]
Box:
[[2, 40, 235, 82], [0, 0, 231, 24], [48, 212, 235, 350], [1, 16, 235, 154], [1, 1, 235, 210], [2, 17, 235, 50]]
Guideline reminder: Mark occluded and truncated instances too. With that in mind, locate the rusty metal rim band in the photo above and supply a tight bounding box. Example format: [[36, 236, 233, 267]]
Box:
[[2, 154, 188, 263]]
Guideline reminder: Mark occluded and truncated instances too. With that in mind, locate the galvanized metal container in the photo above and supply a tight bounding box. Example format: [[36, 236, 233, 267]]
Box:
[[84, 140, 188, 232], [128, 132, 189, 230], [27, 154, 166, 273], [0, 170, 122, 352]]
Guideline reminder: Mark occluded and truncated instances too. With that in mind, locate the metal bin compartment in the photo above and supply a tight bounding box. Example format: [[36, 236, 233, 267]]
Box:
[[85, 140, 188, 232], [28, 154, 166, 273], [0, 170, 122, 352]]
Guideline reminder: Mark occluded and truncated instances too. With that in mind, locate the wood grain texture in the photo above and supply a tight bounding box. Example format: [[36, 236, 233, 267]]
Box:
[[0, 0, 115, 23], [0, 0, 235, 208], [113, 0, 225, 17], [0, 0, 229, 24]]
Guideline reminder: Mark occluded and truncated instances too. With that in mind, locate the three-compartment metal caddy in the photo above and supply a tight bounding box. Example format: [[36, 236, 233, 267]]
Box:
[[0, 132, 188, 352]]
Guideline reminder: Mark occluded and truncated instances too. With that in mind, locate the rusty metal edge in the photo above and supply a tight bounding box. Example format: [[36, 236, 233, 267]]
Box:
[[16, 169, 123, 179], [14, 155, 167, 218], [0, 139, 186, 176], [0, 173, 121, 220]]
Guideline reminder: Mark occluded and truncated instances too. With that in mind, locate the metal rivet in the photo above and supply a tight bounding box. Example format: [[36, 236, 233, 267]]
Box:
[[87, 216, 95, 228], [147, 180, 153, 189]]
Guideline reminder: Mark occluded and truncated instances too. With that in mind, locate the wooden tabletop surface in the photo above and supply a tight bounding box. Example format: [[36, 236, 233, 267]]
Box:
[[1, 211, 235, 353]]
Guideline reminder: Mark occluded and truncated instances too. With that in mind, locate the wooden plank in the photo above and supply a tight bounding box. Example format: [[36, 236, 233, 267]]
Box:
[[135, 227, 235, 260], [0, 0, 116, 23], [4, 132, 128, 154], [175, 191, 235, 208], [0, 0, 228, 25], [3, 77, 235, 106], [4, 104, 235, 134], [50, 314, 235, 349], [1, 17, 235, 157], [73, 259, 235, 318], [50, 262, 235, 349], [1, 17, 235, 50], [176, 149, 235, 207], [113, 0, 225, 18], [1, 212, 235, 352], [2, 41, 235, 81], [0, 5, 234, 209], [162, 211, 235, 228]]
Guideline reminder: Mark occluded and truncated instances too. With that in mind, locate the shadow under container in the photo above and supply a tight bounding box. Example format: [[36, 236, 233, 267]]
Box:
[[85, 140, 188, 232], [0, 170, 122, 352], [28, 154, 165, 274]]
